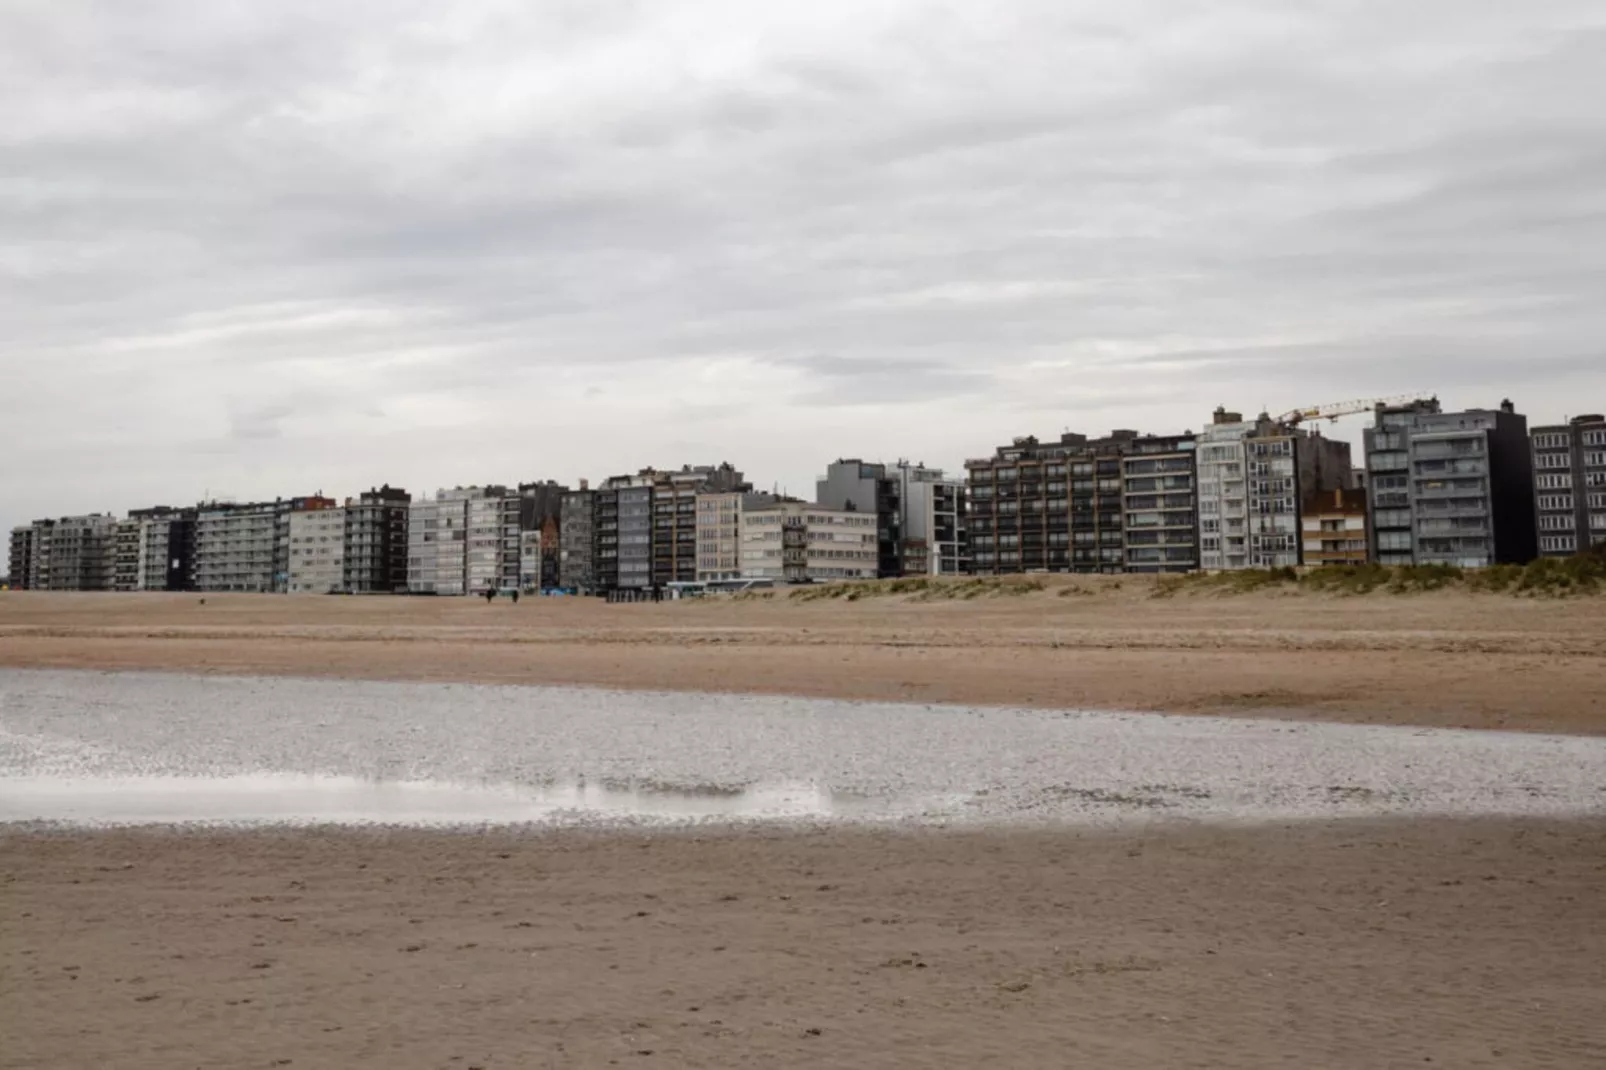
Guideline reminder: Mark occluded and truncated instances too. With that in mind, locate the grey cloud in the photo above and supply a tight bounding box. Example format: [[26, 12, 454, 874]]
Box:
[[3, 1, 1606, 534]]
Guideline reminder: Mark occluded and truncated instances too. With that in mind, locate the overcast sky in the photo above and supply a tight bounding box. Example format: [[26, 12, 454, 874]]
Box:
[[5, 1, 1606, 534]]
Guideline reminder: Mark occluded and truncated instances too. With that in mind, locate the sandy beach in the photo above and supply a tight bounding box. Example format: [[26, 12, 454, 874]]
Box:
[[8, 820, 1606, 1068], [4, 583, 1606, 1067], [1, 579, 1604, 733]]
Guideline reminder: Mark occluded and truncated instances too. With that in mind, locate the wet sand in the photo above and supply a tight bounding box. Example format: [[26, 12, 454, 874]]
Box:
[[7, 819, 1606, 1068], [2, 581, 1604, 734]]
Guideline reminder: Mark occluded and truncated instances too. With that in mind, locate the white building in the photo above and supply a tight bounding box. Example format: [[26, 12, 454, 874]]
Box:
[[287, 507, 347, 594], [1196, 414, 1255, 571], [695, 491, 779, 582], [1197, 408, 1354, 570], [519, 529, 542, 591], [895, 463, 968, 576], [407, 486, 512, 595], [194, 502, 279, 592], [739, 502, 877, 583]]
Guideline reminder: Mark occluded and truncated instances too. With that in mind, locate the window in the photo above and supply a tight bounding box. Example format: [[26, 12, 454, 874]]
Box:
[[1532, 433, 1569, 450], [1539, 514, 1575, 531], [1591, 493, 1606, 510], [1540, 535, 1577, 553], [1377, 531, 1412, 552], [1373, 509, 1412, 528], [1586, 452, 1606, 468], [1587, 472, 1606, 487], [1535, 453, 1572, 470], [1537, 473, 1574, 490], [1583, 430, 1606, 447]]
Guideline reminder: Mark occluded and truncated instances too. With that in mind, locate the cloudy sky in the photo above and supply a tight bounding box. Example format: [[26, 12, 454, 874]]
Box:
[[4, 1, 1605, 533]]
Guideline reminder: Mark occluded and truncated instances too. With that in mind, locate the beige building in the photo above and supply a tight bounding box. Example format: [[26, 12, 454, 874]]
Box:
[[739, 502, 877, 583], [287, 507, 347, 593], [695, 491, 780, 582], [1301, 488, 1369, 566]]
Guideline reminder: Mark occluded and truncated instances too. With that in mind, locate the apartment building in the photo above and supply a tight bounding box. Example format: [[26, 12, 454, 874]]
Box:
[[1302, 488, 1370, 566], [112, 518, 143, 591], [619, 475, 658, 588], [1531, 414, 1606, 556], [517, 481, 568, 590], [343, 485, 410, 594], [137, 510, 196, 591], [287, 506, 347, 593], [568, 465, 750, 592], [816, 460, 904, 578], [1122, 434, 1199, 573], [966, 431, 1135, 575], [7, 516, 117, 591], [8, 521, 52, 590], [406, 486, 507, 595], [1364, 399, 1536, 567], [893, 463, 968, 576], [193, 497, 336, 593], [194, 502, 279, 592], [465, 493, 507, 594], [739, 501, 878, 582], [558, 485, 596, 591], [594, 486, 620, 592], [1196, 409, 1353, 570]]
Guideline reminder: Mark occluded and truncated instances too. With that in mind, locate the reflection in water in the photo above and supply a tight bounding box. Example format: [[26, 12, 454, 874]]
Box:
[[0, 773, 904, 827]]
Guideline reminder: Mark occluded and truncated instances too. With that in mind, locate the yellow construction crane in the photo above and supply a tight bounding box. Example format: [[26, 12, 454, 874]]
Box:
[[1275, 393, 1434, 427]]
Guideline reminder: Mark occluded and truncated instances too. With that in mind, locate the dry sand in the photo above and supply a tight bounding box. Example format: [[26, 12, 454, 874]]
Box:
[[4, 582, 1606, 1067], [6, 820, 1606, 1068], [2, 580, 1605, 734]]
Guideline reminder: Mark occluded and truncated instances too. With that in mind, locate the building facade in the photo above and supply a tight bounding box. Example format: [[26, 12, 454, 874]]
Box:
[[194, 502, 280, 592], [816, 460, 905, 577], [1301, 488, 1370, 566], [193, 497, 335, 593], [966, 431, 1138, 575], [1531, 414, 1606, 557], [8, 521, 51, 590], [343, 486, 410, 594], [1364, 399, 1536, 568], [407, 487, 504, 595], [558, 485, 596, 591], [287, 507, 348, 594], [137, 510, 197, 591], [739, 501, 878, 582], [1195, 408, 1354, 571], [1122, 434, 1199, 573], [894, 462, 968, 576]]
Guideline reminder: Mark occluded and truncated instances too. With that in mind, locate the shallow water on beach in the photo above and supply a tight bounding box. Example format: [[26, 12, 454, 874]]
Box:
[[2, 668, 1603, 828]]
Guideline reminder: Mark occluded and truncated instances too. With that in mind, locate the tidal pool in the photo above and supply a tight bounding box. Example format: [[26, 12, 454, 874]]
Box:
[[2, 669, 1603, 828]]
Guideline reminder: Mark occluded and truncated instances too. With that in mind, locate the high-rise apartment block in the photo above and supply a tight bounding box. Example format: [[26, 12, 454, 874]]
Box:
[[1364, 399, 1536, 568], [966, 430, 1141, 575], [558, 465, 748, 593], [287, 506, 348, 594], [1196, 409, 1352, 570], [343, 485, 410, 594], [406, 486, 505, 595], [1530, 414, 1606, 556], [194, 496, 335, 593], [1122, 433, 1199, 573], [739, 501, 878, 582], [816, 460, 906, 578], [137, 509, 197, 591], [695, 491, 780, 582], [558, 484, 596, 592]]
